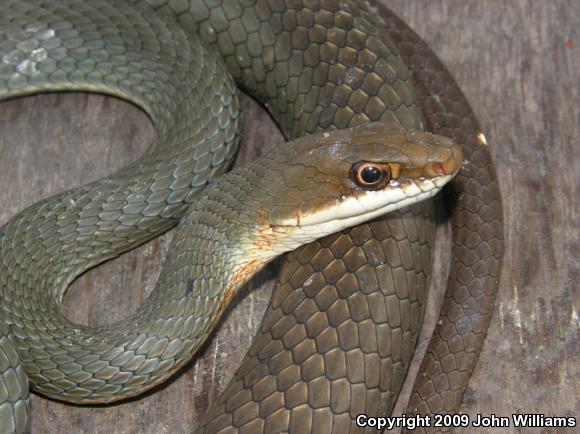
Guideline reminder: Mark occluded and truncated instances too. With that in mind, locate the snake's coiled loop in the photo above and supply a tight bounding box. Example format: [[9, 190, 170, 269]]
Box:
[[0, 1, 503, 433], [0, 0, 241, 427]]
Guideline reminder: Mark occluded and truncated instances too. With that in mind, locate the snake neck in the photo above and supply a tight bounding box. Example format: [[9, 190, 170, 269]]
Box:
[[176, 165, 294, 305]]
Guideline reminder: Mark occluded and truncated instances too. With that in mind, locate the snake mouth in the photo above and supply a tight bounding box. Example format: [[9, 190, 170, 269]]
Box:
[[250, 173, 454, 258], [290, 173, 454, 229], [263, 173, 455, 234], [251, 171, 455, 258]]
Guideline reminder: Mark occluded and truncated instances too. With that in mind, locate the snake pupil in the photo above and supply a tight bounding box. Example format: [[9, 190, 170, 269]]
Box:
[[361, 166, 381, 183]]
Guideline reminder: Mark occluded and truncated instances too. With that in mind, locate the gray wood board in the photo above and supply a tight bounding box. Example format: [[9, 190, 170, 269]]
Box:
[[0, 0, 577, 432]]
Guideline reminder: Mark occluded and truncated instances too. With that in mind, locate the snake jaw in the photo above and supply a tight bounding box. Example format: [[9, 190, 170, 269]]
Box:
[[296, 173, 452, 228], [244, 174, 456, 260]]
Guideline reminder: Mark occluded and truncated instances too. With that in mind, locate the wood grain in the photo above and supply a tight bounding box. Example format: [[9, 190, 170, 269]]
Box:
[[0, 1, 577, 432]]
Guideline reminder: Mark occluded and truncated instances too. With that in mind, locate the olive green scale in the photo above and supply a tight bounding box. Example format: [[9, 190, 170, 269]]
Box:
[[0, 1, 505, 433]]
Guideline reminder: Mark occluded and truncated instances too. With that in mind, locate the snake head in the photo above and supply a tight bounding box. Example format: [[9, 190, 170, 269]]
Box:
[[262, 122, 462, 234], [220, 122, 463, 259]]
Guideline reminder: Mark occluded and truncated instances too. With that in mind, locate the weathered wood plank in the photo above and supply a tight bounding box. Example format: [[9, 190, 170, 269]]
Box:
[[0, 0, 576, 432]]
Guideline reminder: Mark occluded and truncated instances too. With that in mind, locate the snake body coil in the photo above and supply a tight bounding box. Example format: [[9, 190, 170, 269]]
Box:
[[0, 1, 503, 433]]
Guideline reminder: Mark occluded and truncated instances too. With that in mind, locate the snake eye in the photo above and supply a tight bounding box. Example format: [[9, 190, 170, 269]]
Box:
[[350, 161, 390, 190]]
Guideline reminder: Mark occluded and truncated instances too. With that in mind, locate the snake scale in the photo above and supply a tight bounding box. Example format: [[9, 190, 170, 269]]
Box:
[[0, 1, 503, 433]]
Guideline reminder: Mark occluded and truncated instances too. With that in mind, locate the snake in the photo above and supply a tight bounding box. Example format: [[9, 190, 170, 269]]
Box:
[[0, 0, 504, 433]]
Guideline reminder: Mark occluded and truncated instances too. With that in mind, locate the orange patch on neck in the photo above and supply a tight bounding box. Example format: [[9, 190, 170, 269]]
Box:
[[219, 258, 263, 313], [231, 258, 262, 287]]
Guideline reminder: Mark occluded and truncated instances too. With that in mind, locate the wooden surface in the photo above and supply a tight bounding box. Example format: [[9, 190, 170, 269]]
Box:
[[0, 1, 577, 432]]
